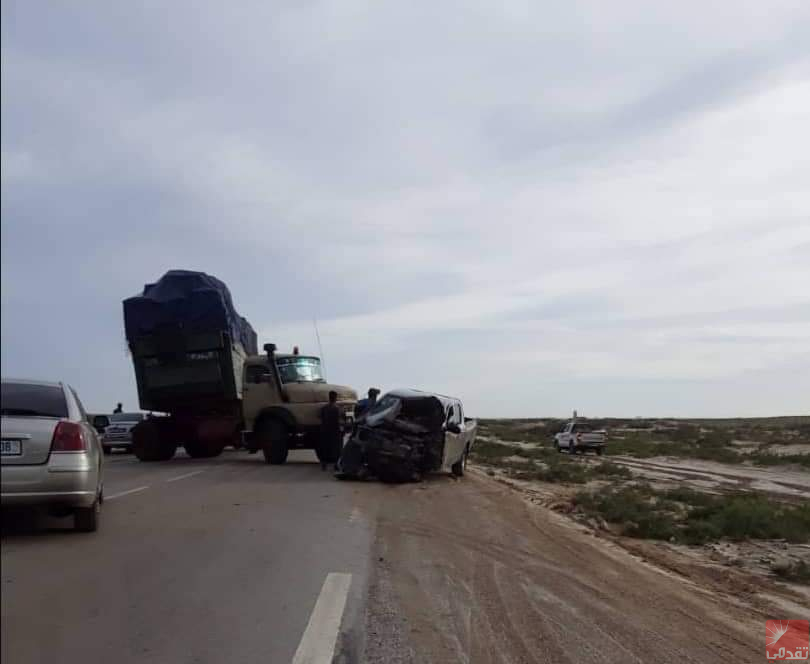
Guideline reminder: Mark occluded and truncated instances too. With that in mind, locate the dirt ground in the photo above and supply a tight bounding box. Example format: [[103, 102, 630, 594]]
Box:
[[362, 470, 767, 663], [607, 455, 810, 500]]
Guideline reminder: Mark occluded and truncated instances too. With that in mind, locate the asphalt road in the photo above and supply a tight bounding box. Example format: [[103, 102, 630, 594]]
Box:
[[2, 450, 376, 664], [2, 452, 770, 663]]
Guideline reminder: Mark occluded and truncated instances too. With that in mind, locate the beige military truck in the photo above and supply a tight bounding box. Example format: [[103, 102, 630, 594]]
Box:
[[130, 341, 357, 464], [125, 270, 357, 463], [241, 344, 358, 463]]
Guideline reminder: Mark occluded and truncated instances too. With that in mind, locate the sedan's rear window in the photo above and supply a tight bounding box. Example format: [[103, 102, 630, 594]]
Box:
[[0, 382, 68, 418]]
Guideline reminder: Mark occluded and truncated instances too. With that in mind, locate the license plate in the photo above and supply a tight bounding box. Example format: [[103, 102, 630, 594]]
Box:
[[1, 440, 22, 456]]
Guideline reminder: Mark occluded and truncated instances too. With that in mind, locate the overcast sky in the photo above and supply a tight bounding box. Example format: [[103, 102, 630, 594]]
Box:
[[2, 1, 809, 418]]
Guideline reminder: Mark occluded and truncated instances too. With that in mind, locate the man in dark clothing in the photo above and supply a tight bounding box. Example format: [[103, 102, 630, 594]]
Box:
[[319, 391, 343, 471], [113, 403, 123, 414], [354, 388, 380, 421]]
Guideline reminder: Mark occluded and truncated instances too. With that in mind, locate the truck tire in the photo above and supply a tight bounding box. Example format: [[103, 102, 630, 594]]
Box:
[[184, 439, 225, 459], [132, 420, 177, 461], [596, 447, 604, 456], [132, 420, 160, 461], [258, 419, 289, 465], [74, 501, 100, 532]]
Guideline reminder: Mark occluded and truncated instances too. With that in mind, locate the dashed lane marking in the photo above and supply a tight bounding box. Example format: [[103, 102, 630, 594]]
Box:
[[166, 470, 206, 483], [105, 486, 150, 500], [291, 572, 352, 664]]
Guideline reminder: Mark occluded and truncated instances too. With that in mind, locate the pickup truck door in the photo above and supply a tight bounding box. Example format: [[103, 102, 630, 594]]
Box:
[[441, 404, 465, 472]]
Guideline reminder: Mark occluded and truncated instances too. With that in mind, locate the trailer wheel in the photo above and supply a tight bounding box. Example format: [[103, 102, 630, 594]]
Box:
[[185, 439, 225, 459], [132, 420, 176, 461], [258, 419, 289, 465], [132, 420, 160, 461]]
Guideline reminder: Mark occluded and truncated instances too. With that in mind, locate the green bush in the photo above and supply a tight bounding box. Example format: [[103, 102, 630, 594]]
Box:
[[469, 440, 516, 462], [574, 485, 810, 544], [750, 453, 810, 469]]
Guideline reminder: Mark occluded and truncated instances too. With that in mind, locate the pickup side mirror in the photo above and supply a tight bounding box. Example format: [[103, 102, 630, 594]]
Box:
[[92, 415, 110, 432], [446, 423, 461, 435]]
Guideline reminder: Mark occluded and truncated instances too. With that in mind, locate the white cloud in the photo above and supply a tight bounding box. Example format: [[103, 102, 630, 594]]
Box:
[[2, 0, 809, 415]]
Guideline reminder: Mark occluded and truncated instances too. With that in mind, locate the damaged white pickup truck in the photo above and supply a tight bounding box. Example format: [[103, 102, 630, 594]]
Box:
[[337, 389, 476, 483]]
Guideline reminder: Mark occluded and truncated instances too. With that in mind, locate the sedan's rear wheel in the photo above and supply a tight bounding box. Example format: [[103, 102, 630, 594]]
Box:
[[74, 500, 100, 532]]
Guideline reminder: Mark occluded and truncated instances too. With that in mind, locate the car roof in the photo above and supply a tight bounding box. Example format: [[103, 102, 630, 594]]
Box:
[[385, 388, 461, 408], [1, 377, 64, 389]]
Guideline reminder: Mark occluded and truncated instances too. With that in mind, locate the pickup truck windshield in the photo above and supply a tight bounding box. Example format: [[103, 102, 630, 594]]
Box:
[[276, 357, 325, 383]]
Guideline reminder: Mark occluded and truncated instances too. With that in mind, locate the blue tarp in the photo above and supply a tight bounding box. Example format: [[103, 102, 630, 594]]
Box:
[[123, 270, 258, 354]]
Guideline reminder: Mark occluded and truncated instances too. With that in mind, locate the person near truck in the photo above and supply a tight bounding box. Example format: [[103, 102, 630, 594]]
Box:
[[113, 403, 123, 414], [319, 390, 344, 471], [354, 388, 380, 420]]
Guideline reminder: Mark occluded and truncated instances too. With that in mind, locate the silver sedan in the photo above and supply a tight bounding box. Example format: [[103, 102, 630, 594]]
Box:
[[1, 379, 105, 532]]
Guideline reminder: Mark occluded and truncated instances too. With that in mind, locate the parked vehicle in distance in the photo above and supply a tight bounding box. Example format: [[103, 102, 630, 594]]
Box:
[[554, 411, 607, 455], [101, 412, 146, 454], [1, 379, 106, 531], [345, 389, 477, 482]]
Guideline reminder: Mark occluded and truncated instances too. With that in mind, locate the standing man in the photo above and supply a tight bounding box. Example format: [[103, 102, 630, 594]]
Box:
[[319, 390, 343, 471], [113, 403, 123, 414], [354, 388, 380, 421]]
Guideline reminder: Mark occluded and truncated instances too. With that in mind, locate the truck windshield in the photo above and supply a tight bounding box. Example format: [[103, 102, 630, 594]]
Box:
[[110, 412, 145, 423], [276, 357, 325, 383]]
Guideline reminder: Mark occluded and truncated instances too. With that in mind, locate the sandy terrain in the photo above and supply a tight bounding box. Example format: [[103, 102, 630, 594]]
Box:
[[363, 471, 766, 663], [607, 455, 810, 500]]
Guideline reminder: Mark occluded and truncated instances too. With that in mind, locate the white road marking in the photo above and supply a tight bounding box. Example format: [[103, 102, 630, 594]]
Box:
[[105, 486, 150, 500], [291, 573, 352, 664], [348, 507, 362, 523], [166, 470, 206, 483]]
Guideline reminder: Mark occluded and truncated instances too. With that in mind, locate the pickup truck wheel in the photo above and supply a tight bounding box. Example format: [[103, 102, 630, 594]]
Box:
[[596, 447, 604, 456], [451, 448, 468, 477], [258, 420, 289, 465], [74, 500, 100, 533]]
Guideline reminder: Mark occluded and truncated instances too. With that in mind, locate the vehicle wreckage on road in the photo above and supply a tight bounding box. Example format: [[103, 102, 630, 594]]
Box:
[[338, 389, 476, 483]]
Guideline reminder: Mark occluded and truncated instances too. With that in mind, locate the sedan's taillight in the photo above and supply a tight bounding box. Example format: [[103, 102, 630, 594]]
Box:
[[51, 421, 87, 452]]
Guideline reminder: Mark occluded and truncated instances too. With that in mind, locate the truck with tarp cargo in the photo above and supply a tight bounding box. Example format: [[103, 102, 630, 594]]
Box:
[[123, 270, 357, 463]]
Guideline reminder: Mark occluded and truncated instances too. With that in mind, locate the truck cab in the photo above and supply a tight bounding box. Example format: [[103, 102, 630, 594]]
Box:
[[241, 344, 357, 464]]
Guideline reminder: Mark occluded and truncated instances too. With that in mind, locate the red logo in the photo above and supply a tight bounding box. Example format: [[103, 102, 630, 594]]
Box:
[[766, 620, 809, 660]]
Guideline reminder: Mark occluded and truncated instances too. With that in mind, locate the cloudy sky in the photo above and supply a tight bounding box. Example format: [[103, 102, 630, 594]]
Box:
[[2, 1, 809, 417]]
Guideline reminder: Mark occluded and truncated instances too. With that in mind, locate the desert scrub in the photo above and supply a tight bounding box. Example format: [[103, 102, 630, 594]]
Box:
[[574, 484, 810, 544]]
